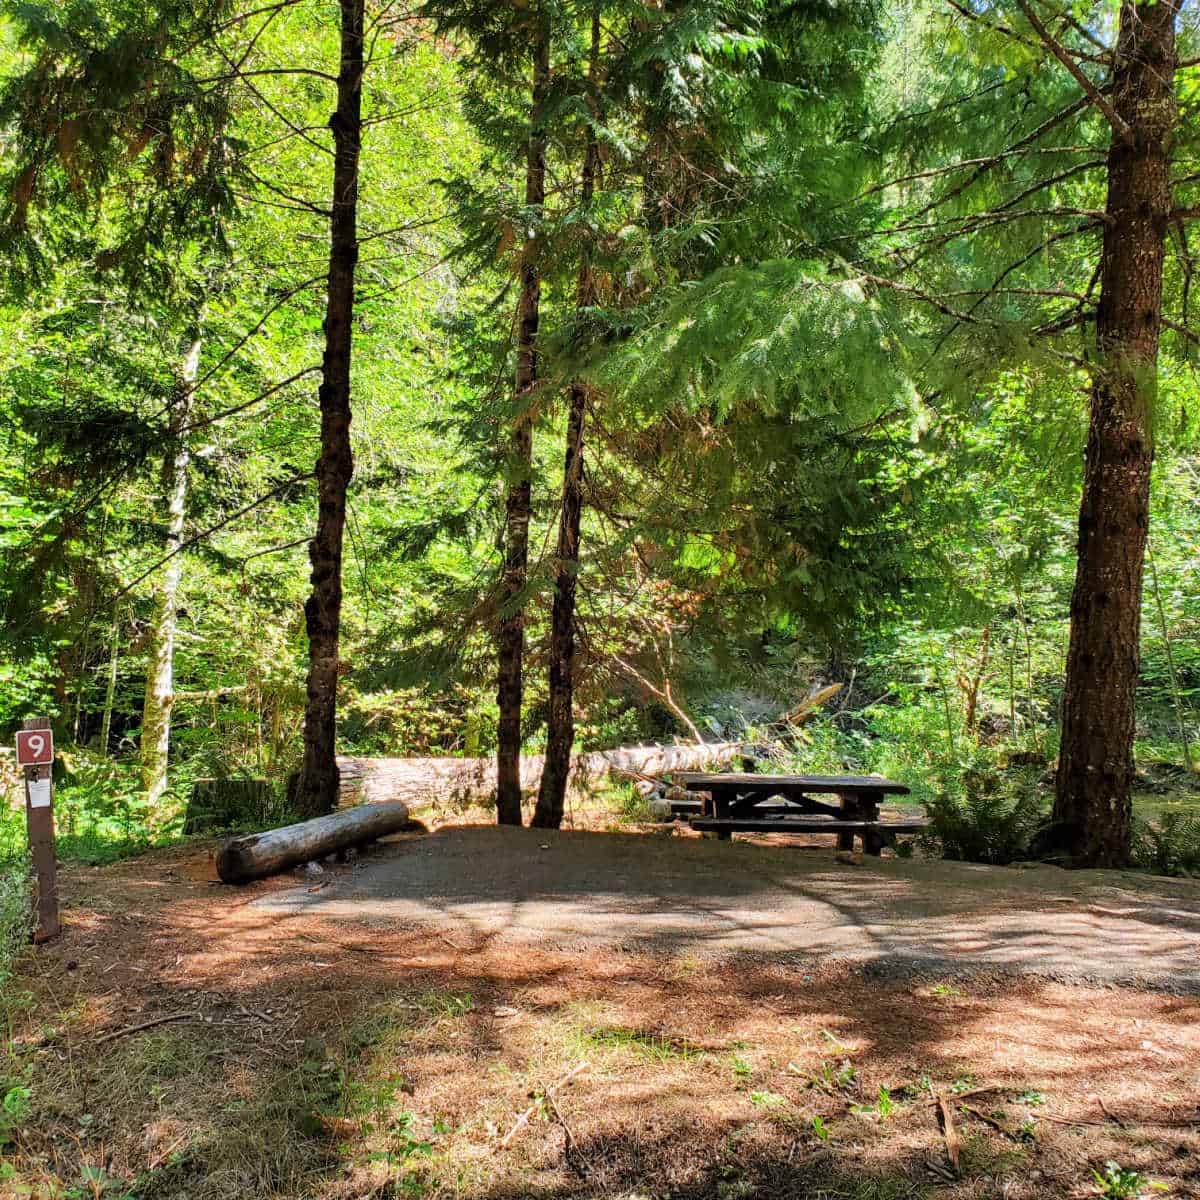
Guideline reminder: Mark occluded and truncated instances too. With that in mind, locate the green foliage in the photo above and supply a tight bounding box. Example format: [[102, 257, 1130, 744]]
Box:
[[0, 784, 31, 991], [852, 1085, 897, 1120], [1132, 812, 1200, 879], [0, 1083, 32, 1148], [1090, 1162, 1164, 1199], [921, 768, 1047, 866]]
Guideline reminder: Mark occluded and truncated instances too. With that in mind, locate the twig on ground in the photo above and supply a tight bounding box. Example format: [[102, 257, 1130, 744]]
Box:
[[500, 1062, 590, 1149], [1090, 1094, 1127, 1129], [544, 1079, 588, 1175], [147, 1132, 190, 1170], [961, 1104, 1026, 1140], [934, 1090, 961, 1173], [924, 1084, 1006, 1105], [294, 930, 403, 958], [94, 1012, 200, 1045]]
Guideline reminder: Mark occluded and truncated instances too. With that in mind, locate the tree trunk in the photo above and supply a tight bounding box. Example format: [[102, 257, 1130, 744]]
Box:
[[140, 327, 202, 803], [296, 0, 364, 820], [495, 18, 551, 826], [1052, 0, 1177, 867], [534, 13, 601, 830], [99, 599, 120, 757]]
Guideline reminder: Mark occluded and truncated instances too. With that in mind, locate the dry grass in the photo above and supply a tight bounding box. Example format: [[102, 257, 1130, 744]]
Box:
[[0, 841, 1197, 1200]]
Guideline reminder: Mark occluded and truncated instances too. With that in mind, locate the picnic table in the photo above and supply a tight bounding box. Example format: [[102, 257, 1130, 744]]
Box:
[[670, 772, 925, 855]]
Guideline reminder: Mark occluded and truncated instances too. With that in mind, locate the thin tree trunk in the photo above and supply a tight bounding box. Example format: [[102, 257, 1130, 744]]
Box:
[[140, 327, 202, 803], [534, 12, 602, 830], [495, 16, 551, 826], [99, 600, 120, 757], [1146, 542, 1194, 771], [296, 0, 364, 819], [1052, 0, 1178, 867]]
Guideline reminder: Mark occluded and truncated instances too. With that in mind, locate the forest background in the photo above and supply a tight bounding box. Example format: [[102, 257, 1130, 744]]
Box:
[[3, 0, 1200, 970]]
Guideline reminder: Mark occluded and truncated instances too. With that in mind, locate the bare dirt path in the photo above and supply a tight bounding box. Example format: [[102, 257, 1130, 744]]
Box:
[[252, 825, 1200, 989]]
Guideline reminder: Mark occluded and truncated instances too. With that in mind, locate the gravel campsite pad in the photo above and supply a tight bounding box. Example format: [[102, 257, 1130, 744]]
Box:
[[253, 824, 1200, 990]]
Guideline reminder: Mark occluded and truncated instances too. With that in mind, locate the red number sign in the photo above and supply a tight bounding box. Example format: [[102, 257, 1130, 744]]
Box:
[[15, 728, 53, 767]]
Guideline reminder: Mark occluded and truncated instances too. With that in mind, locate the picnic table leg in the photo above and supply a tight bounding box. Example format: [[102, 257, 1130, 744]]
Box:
[[710, 788, 733, 840], [836, 792, 857, 851], [860, 796, 883, 855]]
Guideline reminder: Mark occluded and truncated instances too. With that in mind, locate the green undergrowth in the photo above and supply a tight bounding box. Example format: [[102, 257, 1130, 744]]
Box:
[[764, 697, 1200, 874]]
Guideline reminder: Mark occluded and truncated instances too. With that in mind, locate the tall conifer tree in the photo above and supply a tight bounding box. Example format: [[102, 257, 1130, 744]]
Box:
[[295, 0, 366, 817]]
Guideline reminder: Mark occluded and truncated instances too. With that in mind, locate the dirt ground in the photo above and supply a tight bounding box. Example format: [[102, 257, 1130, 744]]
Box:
[[253, 824, 1200, 989], [3, 823, 1199, 1199]]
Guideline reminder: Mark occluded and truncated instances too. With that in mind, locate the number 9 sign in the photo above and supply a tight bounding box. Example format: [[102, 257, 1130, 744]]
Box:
[[16, 729, 54, 767]]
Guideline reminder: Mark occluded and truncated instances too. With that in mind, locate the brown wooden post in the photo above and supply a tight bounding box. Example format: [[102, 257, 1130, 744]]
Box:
[[836, 790, 857, 851], [21, 717, 60, 942]]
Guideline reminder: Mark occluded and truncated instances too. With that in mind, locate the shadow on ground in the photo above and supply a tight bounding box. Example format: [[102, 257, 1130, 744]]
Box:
[[252, 824, 1200, 989]]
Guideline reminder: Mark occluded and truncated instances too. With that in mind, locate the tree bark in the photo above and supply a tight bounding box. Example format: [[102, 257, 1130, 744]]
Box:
[[296, 0, 364, 820], [534, 13, 601, 830], [1052, 1, 1178, 867], [495, 17, 551, 826], [140, 326, 202, 804], [99, 598, 120, 757]]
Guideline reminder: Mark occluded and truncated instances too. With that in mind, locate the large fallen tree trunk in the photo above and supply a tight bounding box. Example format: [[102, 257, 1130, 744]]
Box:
[[336, 741, 746, 810], [216, 799, 410, 885]]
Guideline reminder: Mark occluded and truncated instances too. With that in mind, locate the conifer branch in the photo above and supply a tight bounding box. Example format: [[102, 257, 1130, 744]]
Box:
[[213, 42, 335, 159], [196, 67, 339, 86], [192, 273, 327, 394], [1015, 0, 1133, 145], [908, 96, 1092, 222], [945, 0, 1106, 64], [239, 163, 332, 217], [931, 221, 1102, 350], [180, 366, 321, 433], [854, 147, 1097, 203], [110, 470, 315, 604]]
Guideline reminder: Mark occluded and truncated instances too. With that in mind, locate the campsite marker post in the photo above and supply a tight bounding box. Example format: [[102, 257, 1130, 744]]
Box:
[[16, 717, 59, 942]]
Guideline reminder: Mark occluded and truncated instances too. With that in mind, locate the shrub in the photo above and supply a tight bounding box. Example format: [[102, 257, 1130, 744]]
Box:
[[921, 768, 1048, 865], [0, 855, 31, 992], [1132, 812, 1200, 877]]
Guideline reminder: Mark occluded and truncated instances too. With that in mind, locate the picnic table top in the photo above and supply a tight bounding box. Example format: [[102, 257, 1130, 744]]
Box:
[[672, 772, 911, 795]]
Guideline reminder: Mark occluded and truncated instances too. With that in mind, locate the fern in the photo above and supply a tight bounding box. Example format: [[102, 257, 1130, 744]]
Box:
[[921, 772, 1046, 865], [1133, 813, 1200, 878]]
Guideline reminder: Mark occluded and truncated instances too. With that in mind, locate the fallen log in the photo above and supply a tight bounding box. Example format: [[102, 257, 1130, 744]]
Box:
[[216, 799, 411, 885], [336, 741, 746, 810]]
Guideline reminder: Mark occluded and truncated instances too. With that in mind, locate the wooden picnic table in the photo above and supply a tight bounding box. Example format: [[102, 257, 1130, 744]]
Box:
[[671, 772, 922, 854]]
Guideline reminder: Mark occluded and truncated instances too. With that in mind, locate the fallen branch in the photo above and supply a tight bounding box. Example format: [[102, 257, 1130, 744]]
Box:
[[961, 1104, 1026, 1141], [95, 1011, 200, 1045], [1090, 1094, 1127, 1129], [776, 683, 843, 726], [934, 1091, 961, 1173], [500, 1062, 590, 1149]]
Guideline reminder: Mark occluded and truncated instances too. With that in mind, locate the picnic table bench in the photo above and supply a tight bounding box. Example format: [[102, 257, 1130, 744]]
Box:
[[670, 772, 926, 855]]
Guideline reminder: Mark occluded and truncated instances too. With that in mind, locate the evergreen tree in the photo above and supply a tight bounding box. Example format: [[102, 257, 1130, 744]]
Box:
[[865, 0, 1198, 866], [295, 0, 366, 818], [533, 7, 602, 828]]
